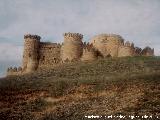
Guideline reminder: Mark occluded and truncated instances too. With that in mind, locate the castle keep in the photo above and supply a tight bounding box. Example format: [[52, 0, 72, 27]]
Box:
[[7, 33, 154, 76]]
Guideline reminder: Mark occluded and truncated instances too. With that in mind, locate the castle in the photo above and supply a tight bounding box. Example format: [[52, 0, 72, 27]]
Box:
[[7, 33, 154, 76]]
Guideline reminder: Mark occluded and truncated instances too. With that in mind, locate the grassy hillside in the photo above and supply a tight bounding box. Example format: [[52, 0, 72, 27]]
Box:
[[0, 57, 160, 120]]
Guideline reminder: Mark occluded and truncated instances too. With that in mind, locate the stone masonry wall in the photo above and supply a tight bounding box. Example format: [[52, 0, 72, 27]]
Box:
[[39, 42, 61, 67], [118, 41, 134, 57], [81, 43, 97, 61]]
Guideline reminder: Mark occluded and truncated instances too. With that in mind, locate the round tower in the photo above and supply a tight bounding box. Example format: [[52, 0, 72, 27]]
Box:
[[90, 34, 124, 57], [61, 32, 83, 61], [22, 34, 40, 72]]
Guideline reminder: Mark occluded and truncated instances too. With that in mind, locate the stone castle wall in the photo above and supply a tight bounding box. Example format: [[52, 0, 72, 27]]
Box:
[[39, 42, 61, 67], [7, 33, 154, 76], [118, 42, 135, 57], [81, 43, 97, 61]]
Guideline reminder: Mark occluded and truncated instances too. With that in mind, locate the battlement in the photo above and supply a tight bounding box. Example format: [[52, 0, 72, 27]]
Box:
[[24, 34, 41, 40], [7, 67, 23, 76], [83, 42, 93, 48], [63, 32, 83, 40], [124, 41, 134, 47], [7, 67, 22, 72], [83, 42, 94, 52]]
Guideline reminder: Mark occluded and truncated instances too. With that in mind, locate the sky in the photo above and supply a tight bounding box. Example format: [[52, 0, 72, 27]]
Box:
[[0, 0, 160, 77]]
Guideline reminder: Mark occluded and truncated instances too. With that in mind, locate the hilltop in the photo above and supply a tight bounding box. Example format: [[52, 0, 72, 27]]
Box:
[[0, 57, 160, 120], [7, 33, 154, 76]]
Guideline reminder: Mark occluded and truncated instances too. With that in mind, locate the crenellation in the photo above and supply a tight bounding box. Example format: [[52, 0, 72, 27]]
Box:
[[63, 33, 83, 41], [7, 32, 154, 76], [63, 32, 83, 39], [24, 34, 41, 40], [7, 66, 23, 76], [125, 41, 131, 47]]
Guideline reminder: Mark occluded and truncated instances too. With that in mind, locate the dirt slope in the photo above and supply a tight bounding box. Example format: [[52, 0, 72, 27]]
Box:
[[0, 57, 160, 120]]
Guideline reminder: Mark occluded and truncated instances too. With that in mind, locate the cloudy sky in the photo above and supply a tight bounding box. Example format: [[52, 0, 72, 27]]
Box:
[[0, 0, 160, 77]]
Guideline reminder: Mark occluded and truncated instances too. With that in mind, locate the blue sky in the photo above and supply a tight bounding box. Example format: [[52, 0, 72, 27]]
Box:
[[0, 0, 160, 77]]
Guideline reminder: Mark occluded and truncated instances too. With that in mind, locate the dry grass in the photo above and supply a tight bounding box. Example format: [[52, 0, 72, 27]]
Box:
[[0, 56, 160, 120]]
